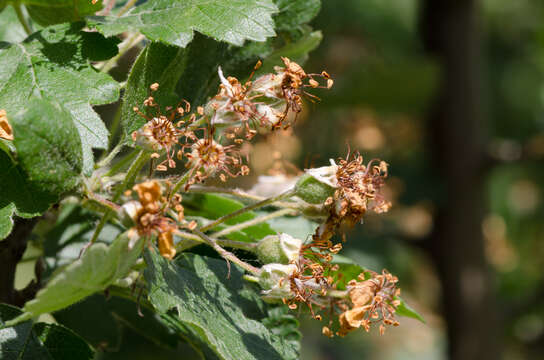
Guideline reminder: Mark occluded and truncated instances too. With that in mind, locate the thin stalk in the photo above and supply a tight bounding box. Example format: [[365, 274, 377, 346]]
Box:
[[117, 0, 137, 16], [199, 189, 296, 232], [104, 149, 138, 177], [89, 150, 149, 245], [97, 139, 125, 169], [209, 208, 296, 239], [187, 186, 300, 209], [192, 229, 260, 274], [169, 170, 192, 198], [174, 230, 257, 252], [14, 3, 32, 35]]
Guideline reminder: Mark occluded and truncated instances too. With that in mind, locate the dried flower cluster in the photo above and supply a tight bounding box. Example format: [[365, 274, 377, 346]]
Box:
[[0, 109, 13, 141], [131, 58, 332, 188], [313, 154, 391, 244], [123, 180, 191, 259]]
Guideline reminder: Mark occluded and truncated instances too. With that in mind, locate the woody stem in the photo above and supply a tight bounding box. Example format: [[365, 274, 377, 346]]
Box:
[[199, 189, 296, 232], [191, 229, 260, 274]]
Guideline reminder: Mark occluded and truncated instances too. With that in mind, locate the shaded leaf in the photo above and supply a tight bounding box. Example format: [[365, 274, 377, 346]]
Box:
[[273, 0, 321, 31], [0, 100, 83, 240], [0, 22, 120, 173], [144, 250, 299, 360], [0, 304, 94, 360], [91, 0, 277, 48], [11, 99, 83, 198], [54, 294, 178, 350], [23, 0, 103, 26], [6, 231, 144, 326]]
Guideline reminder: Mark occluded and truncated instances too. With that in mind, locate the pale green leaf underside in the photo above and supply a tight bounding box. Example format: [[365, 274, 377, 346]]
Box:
[[144, 251, 299, 360], [7, 232, 144, 325], [91, 0, 278, 47]]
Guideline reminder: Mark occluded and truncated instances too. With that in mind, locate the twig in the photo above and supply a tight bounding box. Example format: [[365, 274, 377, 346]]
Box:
[[192, 229, 260, 274], [199, 189, 296, 232], [209, 208, 296, 239]]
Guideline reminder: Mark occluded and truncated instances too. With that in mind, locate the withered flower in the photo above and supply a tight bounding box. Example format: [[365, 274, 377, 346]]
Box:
[[0, 109, 13, 141], [312, 154, 391, 244], [337, 270, 401, 337], [132, 83, 197, 171], [183, 128, 249, 188], [123, 181, 184, 260]]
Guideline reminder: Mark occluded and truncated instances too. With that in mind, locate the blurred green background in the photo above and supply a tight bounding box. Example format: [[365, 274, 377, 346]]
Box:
[[12, 1, 544, 359], [291, 1, 544, 359]]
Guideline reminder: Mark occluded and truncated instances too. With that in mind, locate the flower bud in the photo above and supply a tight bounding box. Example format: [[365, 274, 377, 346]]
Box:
[[295, 173, 336, 205], [256, 233, 302, 264], [259, 263, 297, 301]]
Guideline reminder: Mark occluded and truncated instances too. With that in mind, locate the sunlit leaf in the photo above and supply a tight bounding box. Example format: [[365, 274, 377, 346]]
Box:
[[144, 250, 299, 360]]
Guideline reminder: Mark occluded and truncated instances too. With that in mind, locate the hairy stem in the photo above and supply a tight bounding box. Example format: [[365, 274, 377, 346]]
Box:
[[192, 229, 260, 274], [209, 208, 296, 239], [174, 230, 257, 252], [187, 185, 299, 209], [169, 170, 193, 198], [97, 139, 125, 169], [199, 189, 296, 232]]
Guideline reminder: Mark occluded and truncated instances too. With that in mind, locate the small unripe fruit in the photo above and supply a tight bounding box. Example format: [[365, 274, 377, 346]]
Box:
[[295, 173, 335, 204]]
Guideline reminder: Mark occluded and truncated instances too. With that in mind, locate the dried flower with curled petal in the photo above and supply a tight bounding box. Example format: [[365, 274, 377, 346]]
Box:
[[311, 153, 391, 244], [0, 109, 13, 141], [337, 270, 401, 336], [122, 181, 185, 260], [271, 57, 333, 128]]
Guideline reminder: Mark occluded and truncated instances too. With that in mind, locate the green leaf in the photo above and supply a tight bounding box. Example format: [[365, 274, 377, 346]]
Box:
[[0, 5, 27, 43], [54, 294, 179, 350], [257, 29, 322, 74], [23, 0, 103, 26], [144, 250, 299, 360], [0, 203, 15, 240], [0, 304, 94, 360], [0, 22, 120, 174], [273, 0, 321, 31], [6, 231, 145, 326], [11, 99, 83, 198], [183, 193, 276, 241], [91, 0, 277, 48], [0, 102, 84, 240], [120, 41, 192, 139], [265, 214, 318, 242], [395, 297, 426, 323], [41, 202, 122, 278]]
